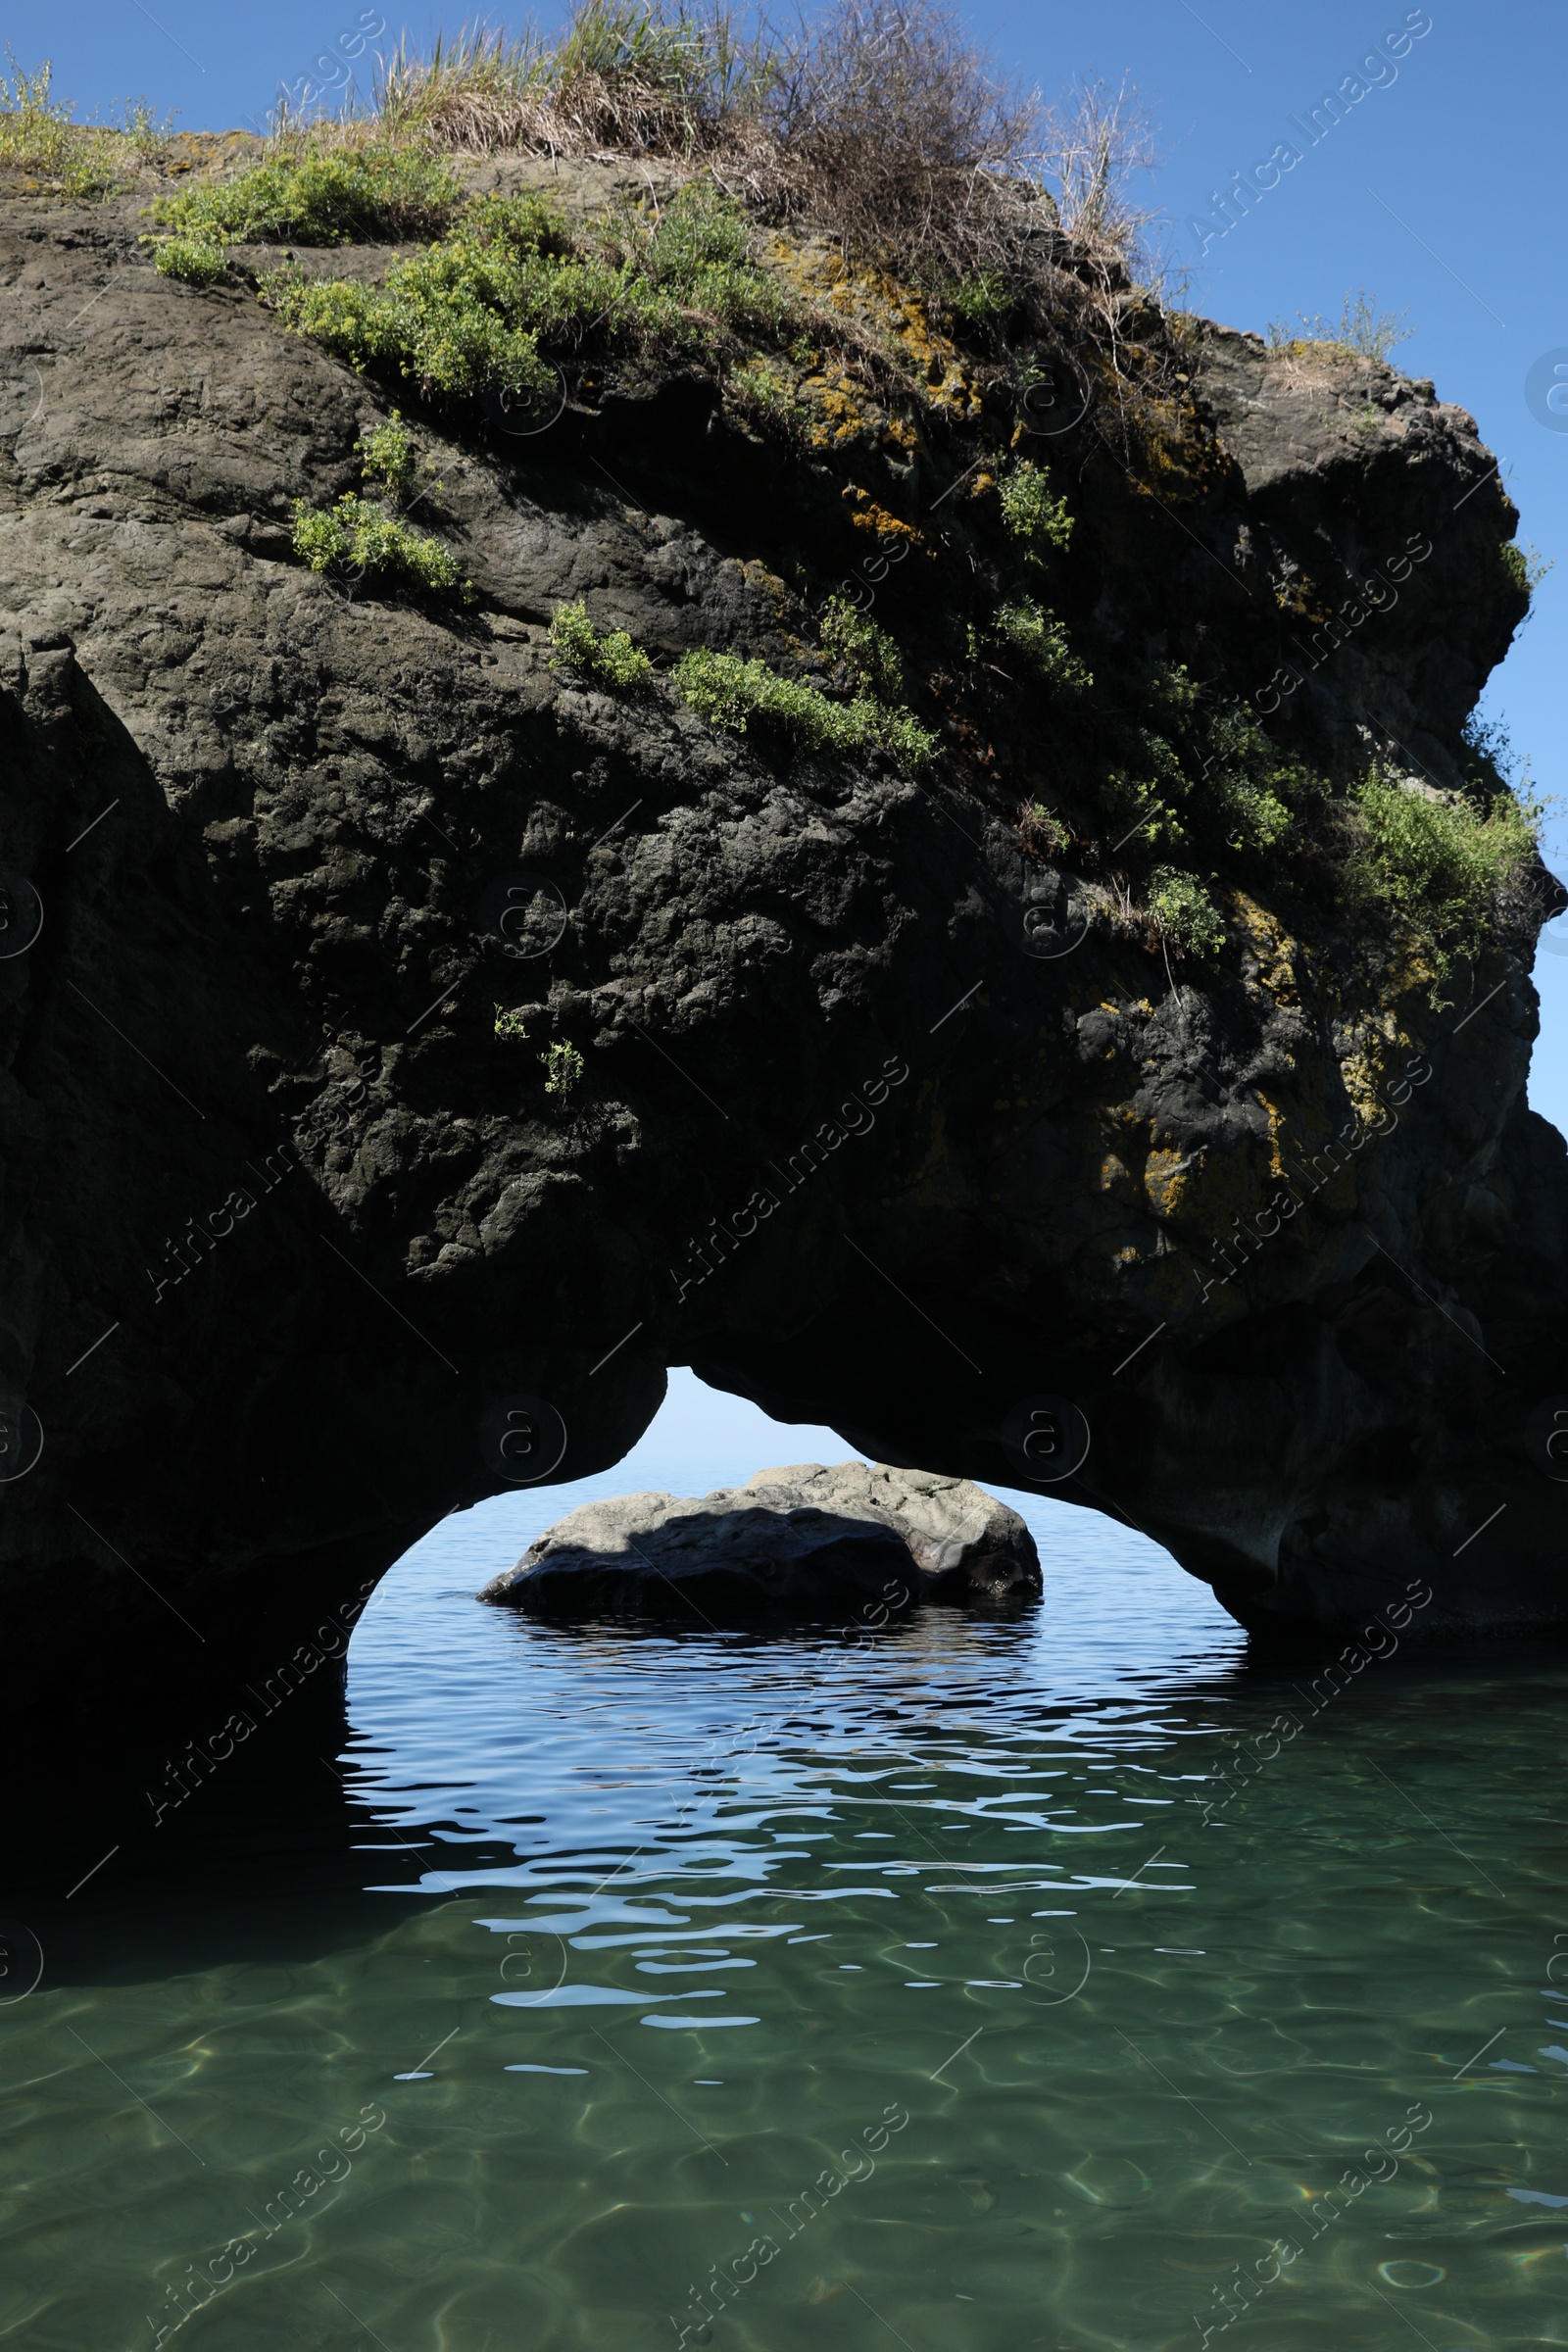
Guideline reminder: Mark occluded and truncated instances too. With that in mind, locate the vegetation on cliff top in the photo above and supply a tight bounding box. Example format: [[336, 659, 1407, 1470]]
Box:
[[0, 50, 175, 197], [259, 178, 790, 402], [3, 5, 1546, 989], [153, 142, 465, 250]]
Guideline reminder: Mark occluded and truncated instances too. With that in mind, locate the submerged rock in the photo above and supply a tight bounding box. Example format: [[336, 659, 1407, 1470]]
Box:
[[479, 1462, 1040, 1618]]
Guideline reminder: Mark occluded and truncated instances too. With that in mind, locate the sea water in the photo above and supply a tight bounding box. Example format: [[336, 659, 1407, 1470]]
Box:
[[3, 1373, 1565, 2350]]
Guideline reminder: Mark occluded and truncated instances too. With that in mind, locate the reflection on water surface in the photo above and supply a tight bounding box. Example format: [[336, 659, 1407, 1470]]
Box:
[[4, 1399, 1565, 2349]]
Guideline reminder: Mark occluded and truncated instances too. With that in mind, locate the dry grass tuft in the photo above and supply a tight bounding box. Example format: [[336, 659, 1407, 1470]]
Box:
[[361, 7, 1173, 353], [372, 7, 779, 163], [758, 2, 1043, 284]]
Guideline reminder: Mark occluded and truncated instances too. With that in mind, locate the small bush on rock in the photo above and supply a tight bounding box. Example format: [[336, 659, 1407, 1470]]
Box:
[[152, 234, 227, 284], [291, 495, 466, 593], [0, 52, 119, 197], [541, 1040, 584, 1097], [153, 143, 466, 247], [263, 178, 789, 409], [820, 595, 905, 700], [994, 598, 1091, 695], [548, 600, 654, 689], [1148, 866, 1225, 956], [355, 411, 445, 508], [675, 648, 934, 764], [998, 458, 1073, 558], [1267, 289, 1411, 364], [1349, 766, 1540, 981]]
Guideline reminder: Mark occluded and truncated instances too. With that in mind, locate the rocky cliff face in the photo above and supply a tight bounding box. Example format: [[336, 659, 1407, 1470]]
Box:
[[0, 154, 1563, 1690]]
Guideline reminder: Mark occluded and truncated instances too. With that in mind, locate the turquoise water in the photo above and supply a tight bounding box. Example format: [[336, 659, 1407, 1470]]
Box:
[[7, 1383, 1568, 2350]]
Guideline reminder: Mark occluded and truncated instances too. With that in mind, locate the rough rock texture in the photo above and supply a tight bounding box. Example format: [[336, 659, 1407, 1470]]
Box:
[[747, 1462, 1040, 1595], [480, 1460, 1040, 1616], [0, 167, 1564, 1693]]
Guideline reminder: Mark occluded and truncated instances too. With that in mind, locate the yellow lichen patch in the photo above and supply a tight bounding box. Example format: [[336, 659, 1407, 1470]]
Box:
[[1096, 1151, 1143, 1204], [803, 375, 876, 449], [1272, 574, 1330, 622], [1226, 890, 1303, 1007], [842, 486, 924, 546], [1123, 391, 1232, 506], [1266, 337, 1359, 366], [1250, 1094, 1294, 1184], [761, 229, 982, 422], [737, 557, 792, 614], [1140, 1130, 1284, 1240], [1336, 1010, 1424, 1127], [1143, 1146, 1198, 1222], [732, 313, 920, 467]]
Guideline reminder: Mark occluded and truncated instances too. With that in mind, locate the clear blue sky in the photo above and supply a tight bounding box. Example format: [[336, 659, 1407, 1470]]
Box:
[[14, 0, 1565, 1133]]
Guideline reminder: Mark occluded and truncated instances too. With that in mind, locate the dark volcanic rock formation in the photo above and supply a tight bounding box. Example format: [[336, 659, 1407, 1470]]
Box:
[[480, 1461, 1040, 1616], [0, 159, 1564, 1691]]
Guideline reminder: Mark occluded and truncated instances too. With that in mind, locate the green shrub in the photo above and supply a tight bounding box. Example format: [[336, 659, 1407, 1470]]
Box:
[[1266, 291, 1412, 364], [264, 255, 556, 404], [820, 595, 905, 700], [674, 648, 935, 764], [1148, 866, 1225, 956], [355, 411, 443, 506], [263, 178, 789, 409], [113, 94, 179, 155], [627, 179, 788, 332], [998, 458, 1073, 557], [993, 598, 1092, 695], [1500, 541, 1551, 603], [1209, 769, 1293, 853], [548, 599, 654, 689], [153, 144, 466, 248], [0, 52, 120, 196], [1194, 705, 1321, 855], [494, 1004, 531, 1040], [291, 495, 466, 592], [541, 1039, 584, 1097], [943, 268, 1013, 324], [1458, 710, 1524, 799], [1018, 800, 1070, 857], [153, 234, 226, 285], [1349, 767, 1539, 977]]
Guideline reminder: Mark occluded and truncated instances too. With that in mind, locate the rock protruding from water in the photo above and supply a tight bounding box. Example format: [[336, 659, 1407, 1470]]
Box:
[[478, 1461, 1041, 1620]]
